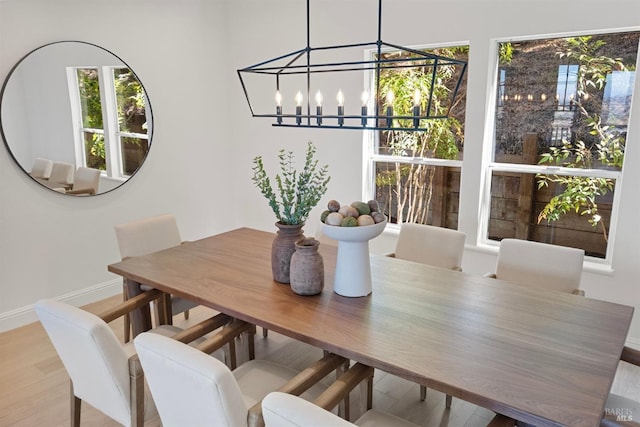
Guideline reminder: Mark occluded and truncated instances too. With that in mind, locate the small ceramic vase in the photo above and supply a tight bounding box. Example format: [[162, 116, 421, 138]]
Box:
[[290, 238, 324, 295]]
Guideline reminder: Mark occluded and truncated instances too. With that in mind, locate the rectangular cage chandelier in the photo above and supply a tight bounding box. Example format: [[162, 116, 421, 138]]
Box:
[[237, 0, 467, 131]]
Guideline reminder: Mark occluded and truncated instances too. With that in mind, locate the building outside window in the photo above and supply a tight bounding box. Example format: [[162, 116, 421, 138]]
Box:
[[69, 66, 150, 180], [486, 31, 639, 260]]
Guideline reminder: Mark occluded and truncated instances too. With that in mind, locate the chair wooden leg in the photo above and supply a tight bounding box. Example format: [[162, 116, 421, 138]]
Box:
[[129, 356, 145, 427], [420, 385, 426, 401], [70, 381, 80, 427], [263, 327, 268, 338], [184, 309, 189, 320], [445, 394, 453, 408], [336, 360, 349, 420], [123, 283, 131, 343], [247, 325, 256, 360]]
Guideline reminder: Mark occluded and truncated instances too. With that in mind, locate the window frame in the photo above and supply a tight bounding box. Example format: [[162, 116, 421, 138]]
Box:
[[67, 65, 150, 182], [479, 30, 639, 265], [363, 42, 468, 232]]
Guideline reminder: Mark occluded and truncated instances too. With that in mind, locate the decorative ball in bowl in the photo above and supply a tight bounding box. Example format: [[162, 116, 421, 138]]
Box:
[[320, 199, 387, 297]]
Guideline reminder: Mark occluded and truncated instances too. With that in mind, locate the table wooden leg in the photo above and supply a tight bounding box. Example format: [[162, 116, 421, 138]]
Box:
[[154, 293, 172, 326], [124, 278, 153, 338]]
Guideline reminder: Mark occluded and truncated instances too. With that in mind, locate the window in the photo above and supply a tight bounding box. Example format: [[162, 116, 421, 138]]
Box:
[[69, 66, 150, 180], [486, 32, 640, 260], [365, 45, 468, 229]]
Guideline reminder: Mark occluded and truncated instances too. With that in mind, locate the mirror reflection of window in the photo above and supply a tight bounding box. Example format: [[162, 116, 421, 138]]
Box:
[[112, 67, 150, 176], [68, 65, 150, 180], [75, 68, 106, 171]]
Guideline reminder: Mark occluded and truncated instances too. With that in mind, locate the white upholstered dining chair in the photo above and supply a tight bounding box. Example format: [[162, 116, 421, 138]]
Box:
[[488, 238, 585, 295], [34, 290, 239, 427], [29, 157, 53, 179], [134, 332, 346, 427], [389, 222, 466, 405], [65, 166, 101, 195], [48, 161, 75, 189], [114, 213, 198, 341], [263, 391, 420, 427], [390, 223, 466, 271], [601, 346, 640, 427]]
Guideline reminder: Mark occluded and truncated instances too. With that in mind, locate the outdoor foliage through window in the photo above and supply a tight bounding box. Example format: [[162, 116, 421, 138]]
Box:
[[371, 46, 468, 227], [490, 31, 639, 258]]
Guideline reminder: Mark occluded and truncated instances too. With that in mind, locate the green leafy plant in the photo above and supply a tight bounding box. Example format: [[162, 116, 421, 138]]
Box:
[[536, 36, 629, 242], [252, 141, 330, 225], [376, 46, 466, 224]]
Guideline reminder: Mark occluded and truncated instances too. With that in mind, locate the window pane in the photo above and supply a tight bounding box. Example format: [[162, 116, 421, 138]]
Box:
[[76, 68, 103, 129], [494, 33, 638, 168], [84, 131, 106, 170], [370, 45, 467, 227], [488, 170, 615, 258], [120, 136, 149, 176], [376, 46, 467, 158], [489, 31, 639, 258], [113, 68, 148, 135], [374, 162, 460, 227]]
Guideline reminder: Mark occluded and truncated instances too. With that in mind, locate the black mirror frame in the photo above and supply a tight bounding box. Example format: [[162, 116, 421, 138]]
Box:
[[0, 40, 154, 196]]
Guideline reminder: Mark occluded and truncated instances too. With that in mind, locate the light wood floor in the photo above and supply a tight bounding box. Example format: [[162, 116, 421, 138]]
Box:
[[1, 295, 638, 426]]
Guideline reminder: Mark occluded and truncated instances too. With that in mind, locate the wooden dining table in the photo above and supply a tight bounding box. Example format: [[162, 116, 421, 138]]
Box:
[[108, 227, 634, 427]]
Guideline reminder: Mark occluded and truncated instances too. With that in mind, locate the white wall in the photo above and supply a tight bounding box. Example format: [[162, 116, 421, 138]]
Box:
[[1, 0, 639, 345], [0, 0, 237, 329]]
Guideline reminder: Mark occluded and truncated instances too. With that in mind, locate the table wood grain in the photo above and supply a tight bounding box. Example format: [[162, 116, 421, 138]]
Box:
[[108, 227, 634, 427]]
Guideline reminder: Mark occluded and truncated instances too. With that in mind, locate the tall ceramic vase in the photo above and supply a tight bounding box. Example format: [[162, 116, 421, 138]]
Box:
[[271, 222, 304, 283]]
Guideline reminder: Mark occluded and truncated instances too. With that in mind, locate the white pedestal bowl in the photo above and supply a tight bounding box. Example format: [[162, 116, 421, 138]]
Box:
[[322, 220, 386, 297]]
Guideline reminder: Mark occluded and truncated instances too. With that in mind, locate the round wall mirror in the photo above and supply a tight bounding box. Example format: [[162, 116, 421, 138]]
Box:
[[0, 41, 153, 196]]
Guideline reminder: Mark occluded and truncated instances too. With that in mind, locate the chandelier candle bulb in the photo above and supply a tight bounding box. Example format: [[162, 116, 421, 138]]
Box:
[[295, 91, 303, 125], [413, 89, 421, 128], [337, 89, 345, 126], [315, 91, 323, 125], [386, 90, 394, 127], [361, 90, 369, 126], [275, 91, 283, 124]]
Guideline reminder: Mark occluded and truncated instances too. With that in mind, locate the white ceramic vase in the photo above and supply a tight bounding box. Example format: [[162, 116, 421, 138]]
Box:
[[322, 220, 386, 297]]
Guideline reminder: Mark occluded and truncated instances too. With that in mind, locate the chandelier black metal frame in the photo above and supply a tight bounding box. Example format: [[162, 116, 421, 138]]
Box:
[[237, 0, 467, 131]]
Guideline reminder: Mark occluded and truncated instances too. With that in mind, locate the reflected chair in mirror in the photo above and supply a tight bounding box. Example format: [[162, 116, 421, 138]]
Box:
[[262, 364, 420, 427], [65, 166, 101, 195], [388, 222, 466, 406], [134, 332, 349, 427], [114, 213, 199, 342], [487, 238, 585, 295], [29, 157, 53, 180], [34, 290, 243, 427], [48, 161, 75, 190]]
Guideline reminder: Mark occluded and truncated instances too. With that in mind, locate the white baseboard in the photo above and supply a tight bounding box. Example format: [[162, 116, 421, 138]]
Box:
[[0, 278, 122, 333]]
